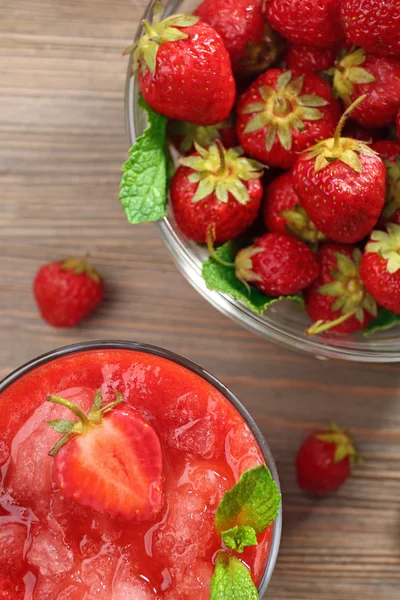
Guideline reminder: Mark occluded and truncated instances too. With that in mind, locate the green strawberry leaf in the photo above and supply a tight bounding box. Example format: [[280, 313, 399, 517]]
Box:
[[215, 465, 281, 534], [210, 553, 258, 600], [47, 419, 75, 434], [364, 308, 400, 335], [119, 96, 168, 224], [202, 242, 303, 315], [221, 525, 258, 553]]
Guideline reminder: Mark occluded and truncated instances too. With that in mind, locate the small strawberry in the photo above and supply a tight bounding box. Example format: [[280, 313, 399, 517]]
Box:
[[236, 69, 340, 169], [263, 170, 326, 243], [305, 244, 377, 335], [125, 2, 235, 125], [293, 97, 386, 243], [33, 256, 104, 328], [168, 116, 237, 156], [47, 391, 163, 521], [286, 43, 338, 74], [296, 423, 360, 494], [266, 0, 344, 49], [341, 0, 400, 58], [333, 47, 400, 128], [232, 232, 320, 296], [171, 142, 264, 244], [371, 140, 400, 225], [360, 224, 400, 314]]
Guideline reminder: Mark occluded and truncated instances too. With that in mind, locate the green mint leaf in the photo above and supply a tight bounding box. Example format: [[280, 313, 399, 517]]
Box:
[[47, 419, 75, 434], [215, 465, 281, 534], [221, 525, 258, 553], [202, 242, 303, 315], [210, 553, 258, 600], [364, 308, 400, 335], [119, 96, 167, 224]]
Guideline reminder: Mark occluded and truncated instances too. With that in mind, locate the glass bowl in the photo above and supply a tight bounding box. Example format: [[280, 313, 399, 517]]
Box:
[[125, 0, 400, 362], [0, 340, 282, 597]]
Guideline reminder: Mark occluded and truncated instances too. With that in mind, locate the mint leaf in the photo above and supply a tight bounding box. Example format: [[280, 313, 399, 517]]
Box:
[[221, 525, 257, 553], [364, 308, 400, 335], [215, 465, 280, 534], [119, 96, 167, 224], [210, 553, 258, 600], [202, 242, 303, 315]]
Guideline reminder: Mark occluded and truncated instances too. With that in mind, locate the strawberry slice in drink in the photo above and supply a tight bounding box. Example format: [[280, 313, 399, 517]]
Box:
[[47, 391, 164, 521]]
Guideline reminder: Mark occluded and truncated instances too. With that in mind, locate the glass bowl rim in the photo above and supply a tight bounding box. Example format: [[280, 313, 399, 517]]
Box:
[[0, 339, 282, 596]]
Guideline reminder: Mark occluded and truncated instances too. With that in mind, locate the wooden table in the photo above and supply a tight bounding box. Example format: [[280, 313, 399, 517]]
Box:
[[1, 1, 400, 598]]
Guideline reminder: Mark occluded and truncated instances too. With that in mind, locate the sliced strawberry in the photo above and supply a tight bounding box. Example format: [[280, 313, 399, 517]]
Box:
[[47, 392, 163, 521]]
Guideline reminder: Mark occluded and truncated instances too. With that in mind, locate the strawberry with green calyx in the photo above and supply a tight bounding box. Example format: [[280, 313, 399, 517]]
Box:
[[360, 224, 400, 315], [293, 96, 386, 244], [168, 117, 237, 156], [171, 141, 264, 244], [305, 244, 377, 336], [125, 2, 235, 125], [47, 390, 163, 521], [371, 141, 400, 225], [236, 69, 340, 169], [263, 170, 326, 244], [333, 47, 400, 128], [296, 423, 361, 494]]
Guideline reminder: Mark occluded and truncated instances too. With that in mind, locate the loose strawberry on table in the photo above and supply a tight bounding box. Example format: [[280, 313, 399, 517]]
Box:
[[236, 69, 340, 168], [285, 43, 338, 74], [171, 141, 264, 244], [371, 140, 400, 225], [333, 48, 400, 128]]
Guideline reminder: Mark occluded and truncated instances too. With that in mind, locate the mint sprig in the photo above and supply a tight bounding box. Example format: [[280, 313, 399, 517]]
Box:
[[202, 242, 303, 315], [364, 308, 400, 335], [221, 525, 258, 553], [119, 96, 168, 224], [210, 553, 258, 600]]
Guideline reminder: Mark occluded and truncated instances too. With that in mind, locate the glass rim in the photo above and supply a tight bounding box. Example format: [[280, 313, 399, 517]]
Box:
[[0, 340, 282, 596]]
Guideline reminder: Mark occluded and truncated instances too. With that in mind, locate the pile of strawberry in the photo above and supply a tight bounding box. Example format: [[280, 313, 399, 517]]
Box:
[[121, 0, 400, 337]]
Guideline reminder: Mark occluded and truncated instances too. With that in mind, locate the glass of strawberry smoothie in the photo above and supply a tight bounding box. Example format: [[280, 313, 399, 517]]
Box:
[[0, 341, 281, 599]]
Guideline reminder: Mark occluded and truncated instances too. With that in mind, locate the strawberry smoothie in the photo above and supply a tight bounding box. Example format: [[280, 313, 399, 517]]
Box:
[[0, 342, 280, 599]]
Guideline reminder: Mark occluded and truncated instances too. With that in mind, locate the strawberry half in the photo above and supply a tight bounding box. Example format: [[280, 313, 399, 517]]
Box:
[[47, 391, 163, 521]]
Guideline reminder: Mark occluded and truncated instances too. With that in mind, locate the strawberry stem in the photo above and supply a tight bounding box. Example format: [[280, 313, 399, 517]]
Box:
[[306, 309, 358, 336], [333, 94, 367, 151], [48, 432, 75, 457], [206, 225, 235, 267], [47, 396, 90, 427], [142, 20, 159, 42], [215, 139, 227, 176]]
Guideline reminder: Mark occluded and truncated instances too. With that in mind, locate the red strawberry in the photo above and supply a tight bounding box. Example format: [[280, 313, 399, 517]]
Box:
[[371, 140, 400, 225], [171, 142, 263, 244], [126, 2, 235, 125], [333, 48, 400, 128], [263, 170, 326, 243], [33, 256, 104, 328], [266, 0, 344, 49], [194, 0, 281, 77], [292, 98, 386, 243], [168, 116, 237, 156], [342, 120, 387, 144], [341, 0, 400, 58], [47, 391, 163, 521], [360, 224, 400, 314], [305, 244, 377, 335], [296, 423, 360, 494], [232, 232, 320, 296], [236, 69, 340, 169], [286, 43, 337, 73]]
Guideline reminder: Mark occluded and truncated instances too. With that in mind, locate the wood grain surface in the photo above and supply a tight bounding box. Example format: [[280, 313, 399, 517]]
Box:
[[1, 1, 400, 598]]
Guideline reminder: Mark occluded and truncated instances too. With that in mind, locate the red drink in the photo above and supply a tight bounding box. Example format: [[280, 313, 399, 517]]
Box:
[[0, 343, 281, 599]]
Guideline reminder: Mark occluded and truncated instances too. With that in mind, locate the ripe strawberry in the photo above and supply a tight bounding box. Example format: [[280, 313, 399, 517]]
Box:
[[293, 98, 386, 243], [263, 171, 326, 243], [341, 0, 400, 58], [168, 116, 237, 156], [236, 69, 340, 169], [371, 140, 400, 225], [333, 48, 400, 128], [47, 391, 163, 521], [360, 224, 400, 314], [296, 423, 359, 494], [33, 256, 104, 328], [126, 2, 235, 125], [232, 232, 320, 296], [305, 244, 377, 335], [286, 43, 337, 74], [266, 0, 344, 49], [171, 142, 263, 244], [194, 0, 280, 77]]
